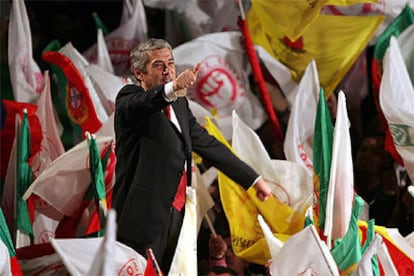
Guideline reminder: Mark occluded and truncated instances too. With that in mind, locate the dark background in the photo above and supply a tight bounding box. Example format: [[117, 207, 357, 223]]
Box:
[[1, 0, 165, 71]]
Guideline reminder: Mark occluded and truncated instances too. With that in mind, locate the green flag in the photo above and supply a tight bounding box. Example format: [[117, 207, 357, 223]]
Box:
[[87, 133, 107, 232], [371, 6, 414, 166], [92, 12, 109, 36], [16, 110, 34, 243], [0, 208, 22, 274], [330, 195, 364, 274], [312, 88, 334, 234]]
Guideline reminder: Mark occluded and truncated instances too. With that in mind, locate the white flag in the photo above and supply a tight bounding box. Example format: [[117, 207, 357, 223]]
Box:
[[375, 235, 399, 275], [87, 209, 116, 276], [324, 91, 355, 244], [0, 237, 11, 276], [354, 234, 384, 276], [143, 0, 238, 46], [257, 215, 284, 259], [232, 111, 313, 214], [255, 46, 298, 106], [84, 0, 147, 75], [85, 64, 128, 114], [51, 236, 146, 275], [8, 0, 43, 103], [32, 70, 65, 176], [284, 60, 319, 175], [191, 164, 215, 232], [397, 24, 414, 92], [23, 136, 114, 216], [173, 32, 267, 140], [270, 225, 339, 275], [168, 187, 198, 275], [96, 28, 114, 74], [380, 37, 414, 183]]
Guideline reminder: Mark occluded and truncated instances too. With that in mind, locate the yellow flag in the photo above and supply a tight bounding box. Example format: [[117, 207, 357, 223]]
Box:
[[247, 7, 383, 97], [249, 0, 378, 42], [203, 117, 295, 264]]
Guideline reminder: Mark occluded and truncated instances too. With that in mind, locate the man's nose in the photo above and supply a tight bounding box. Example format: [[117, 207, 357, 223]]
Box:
[[162, 64, 169, 74]]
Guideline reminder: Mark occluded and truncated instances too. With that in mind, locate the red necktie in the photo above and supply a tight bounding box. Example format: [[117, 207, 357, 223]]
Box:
[[163, 105, 171, 120], [165, 105, 186, 211], [172, 170, 186, 211]]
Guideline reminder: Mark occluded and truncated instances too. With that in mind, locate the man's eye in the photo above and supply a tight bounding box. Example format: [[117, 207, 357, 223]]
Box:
[[152, 62, 163, 69]]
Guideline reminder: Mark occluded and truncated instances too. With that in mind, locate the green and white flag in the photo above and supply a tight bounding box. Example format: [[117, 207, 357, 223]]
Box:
[[16, 109, 34, 248], [380, 36, 414, 183], [312, 88, 334, 235]]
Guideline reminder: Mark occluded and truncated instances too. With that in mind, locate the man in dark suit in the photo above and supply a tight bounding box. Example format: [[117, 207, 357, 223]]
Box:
[[113, 38, 272, 274]]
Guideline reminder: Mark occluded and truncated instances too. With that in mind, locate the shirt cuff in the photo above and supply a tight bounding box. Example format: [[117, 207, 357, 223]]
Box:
[[252, 175, 263, 187], [163, 82, 177, 102]]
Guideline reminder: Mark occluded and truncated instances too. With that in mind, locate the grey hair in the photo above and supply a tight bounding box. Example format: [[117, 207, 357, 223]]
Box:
[[129, 38, 173, 74]]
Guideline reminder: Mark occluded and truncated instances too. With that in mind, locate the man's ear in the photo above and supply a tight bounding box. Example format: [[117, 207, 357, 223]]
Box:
[[134, 68, 143, 82]]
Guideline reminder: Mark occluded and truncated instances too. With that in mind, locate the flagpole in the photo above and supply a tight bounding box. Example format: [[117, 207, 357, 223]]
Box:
[[236, 0, 284, 143], [204, 212, 217, 237]]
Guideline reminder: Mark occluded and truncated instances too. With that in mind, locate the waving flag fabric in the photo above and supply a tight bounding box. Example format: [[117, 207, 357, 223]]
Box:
[[83, 0, 147, 75], [0, 100, 41, 182], [15, 110, 34, 248], [204, 113, 311, 264], [168, 187, 198, 275], [31, 71, 65, 246], [96, 29, 114, 74], [58, 42, 110, 123], [232, 111, 312, 231], [359, 221, 414, 275], [0, 209, 22, 275], [372, 5, 414, 94], [87, 133, 108, 231], [51, 234, 146, 275], [42, 48, 103, 137], [247, 4, 383, 97], [397, 24, 414, 84], [42, 40, 82, 149], [248, 0, 378, 42], [203, 116, 288, 264], [1, 103, 41, 246], [324, 91, 355, 244], [23, 136, 114, 216], [173, 32, 267, 140], [8, 0, 43, 103], [312, 88, 334, 235], [372, 5, 414, 166], [87, 209, 115, 276], [380, 36, 414, 183], [284, 60, 319, 175], [330, 196, 364, 275], [270, 225, 339, 275], [31, 71, 65, 177]]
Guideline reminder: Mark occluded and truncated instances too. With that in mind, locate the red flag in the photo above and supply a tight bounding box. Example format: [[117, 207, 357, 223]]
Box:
[[0, 100, 41, 180], [42, 51, 102, 136]]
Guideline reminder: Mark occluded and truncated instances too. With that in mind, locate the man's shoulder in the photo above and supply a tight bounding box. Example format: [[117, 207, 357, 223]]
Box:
[[116, 84, 143, 98]]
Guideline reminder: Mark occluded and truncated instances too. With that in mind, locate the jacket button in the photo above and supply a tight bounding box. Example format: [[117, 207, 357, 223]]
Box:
[[177, 171, 183, 177]]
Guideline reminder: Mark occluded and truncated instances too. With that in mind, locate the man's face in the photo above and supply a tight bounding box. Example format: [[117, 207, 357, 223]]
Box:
[[134, 48, 176, 90]]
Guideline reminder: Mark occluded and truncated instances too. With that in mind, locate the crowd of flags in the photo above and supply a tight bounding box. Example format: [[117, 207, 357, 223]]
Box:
[[1, 0, 414, 274]]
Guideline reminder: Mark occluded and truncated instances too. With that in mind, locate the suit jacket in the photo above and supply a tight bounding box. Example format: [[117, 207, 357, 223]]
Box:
[[113, 84, 259, 250]]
